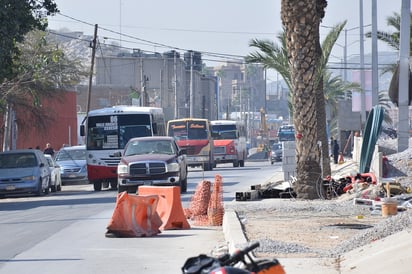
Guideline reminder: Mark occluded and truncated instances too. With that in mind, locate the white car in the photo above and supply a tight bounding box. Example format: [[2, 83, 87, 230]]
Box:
[[44, 154, 62, 192]]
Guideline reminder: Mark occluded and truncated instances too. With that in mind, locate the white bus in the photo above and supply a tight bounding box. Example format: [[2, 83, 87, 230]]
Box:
[[80, 106, 165, 191], [210, 120, 247, 167]]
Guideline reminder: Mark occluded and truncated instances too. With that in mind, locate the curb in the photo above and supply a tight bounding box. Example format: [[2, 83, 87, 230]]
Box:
[[222, 209, 248, 254]]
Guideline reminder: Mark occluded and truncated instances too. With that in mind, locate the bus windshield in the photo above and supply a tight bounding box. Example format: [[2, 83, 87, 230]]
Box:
[[168, 120, 208, 140], [87, 114, 152, 150], [211, 125, 237, 140]]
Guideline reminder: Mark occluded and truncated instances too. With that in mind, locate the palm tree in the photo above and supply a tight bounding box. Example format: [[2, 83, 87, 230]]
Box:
[[365, 11, 412, 73], [247, 22, 350, 189], [365, 11, 412, 106], [277, 0, 328, 199]]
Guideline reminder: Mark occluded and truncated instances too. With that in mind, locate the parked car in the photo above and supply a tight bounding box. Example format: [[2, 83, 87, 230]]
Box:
[[0, 149, 51, 197], [54, 145, 88, 185], [117, 136, 188, 194], [44, 154, 62, 192], [270, 143, 283, 164]]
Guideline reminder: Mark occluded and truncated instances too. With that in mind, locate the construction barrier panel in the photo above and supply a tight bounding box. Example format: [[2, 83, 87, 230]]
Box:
[[138, 186, 191, 230], [208, 174, 224, 226], [106, 192, 162, 237]]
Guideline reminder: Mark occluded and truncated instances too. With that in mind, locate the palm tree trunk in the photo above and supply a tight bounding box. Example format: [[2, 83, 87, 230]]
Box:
[[281, 0, 327, 199]]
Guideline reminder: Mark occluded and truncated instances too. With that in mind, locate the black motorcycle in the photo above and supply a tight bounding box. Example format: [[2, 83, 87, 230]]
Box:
[[182, 241, 285, 274]]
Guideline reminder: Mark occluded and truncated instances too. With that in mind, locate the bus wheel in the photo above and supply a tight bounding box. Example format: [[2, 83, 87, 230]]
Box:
[[93, 181, 102, 191], [239, 160, 245, 167], [233, 160, 239, 167], [110, 181, 118, 190]]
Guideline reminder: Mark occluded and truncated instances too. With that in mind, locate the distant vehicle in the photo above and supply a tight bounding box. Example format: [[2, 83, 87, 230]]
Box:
[[0, 149, 51, 197], [270, 143, 283, 164], [44, 154, 62, 192], [54, 145, 88, 185], [167, 118, 214, 171], [80, 106, 166, 191], [211, 120, 247, 167], [116, 136, 188, 194], [277, 125, 295, 142]]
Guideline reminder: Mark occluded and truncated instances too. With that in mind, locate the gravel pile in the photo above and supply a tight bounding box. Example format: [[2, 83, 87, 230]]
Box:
[[229, 198, 412, 257], [227, 136, 412, 258]]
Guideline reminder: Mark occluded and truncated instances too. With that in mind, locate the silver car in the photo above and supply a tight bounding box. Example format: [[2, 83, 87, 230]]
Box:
[[55, 145, 88, 185], [0, 149, 51, 197], [44, 154, 62, 192]]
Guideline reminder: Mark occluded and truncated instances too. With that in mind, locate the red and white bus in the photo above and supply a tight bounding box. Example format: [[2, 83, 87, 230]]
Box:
[[210, 120, 247, 167], [167, 118, 214, 171], [80, 106, 166, 191]]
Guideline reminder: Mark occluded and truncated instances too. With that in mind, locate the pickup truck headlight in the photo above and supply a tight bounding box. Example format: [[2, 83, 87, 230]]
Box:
[[117, 164, 128, 175], [167, 162, 179, 172]]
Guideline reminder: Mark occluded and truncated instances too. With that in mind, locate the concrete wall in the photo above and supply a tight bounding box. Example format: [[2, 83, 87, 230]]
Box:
[[352, 136, 382, 181]]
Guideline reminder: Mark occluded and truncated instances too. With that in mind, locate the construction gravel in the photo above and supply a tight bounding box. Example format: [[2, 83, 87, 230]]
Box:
[[226, 136, 412, 258], [226, 198, 412, 258]]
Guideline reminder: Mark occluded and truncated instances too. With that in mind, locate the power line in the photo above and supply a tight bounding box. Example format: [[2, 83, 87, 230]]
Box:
[[55, 13, 249, 62]]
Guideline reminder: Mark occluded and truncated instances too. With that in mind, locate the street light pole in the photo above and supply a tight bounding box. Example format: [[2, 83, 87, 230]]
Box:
[[371, 0, 379, 107], [359, 0, 366, 125]]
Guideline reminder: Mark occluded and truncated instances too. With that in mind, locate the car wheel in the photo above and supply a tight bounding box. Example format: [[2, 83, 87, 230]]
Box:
[[118, 184, 127, 193], [44, 178, 50, 194], [51, 176, 57, 192], [93, 181, 102, 191], [36, 179, 44, 196]]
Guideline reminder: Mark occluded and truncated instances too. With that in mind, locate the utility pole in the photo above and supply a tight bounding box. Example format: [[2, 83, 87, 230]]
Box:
[[174, 51, 178, 119], [189, 50, 194, 118], [371, 0, 379, 106], [86, 24, 98, 115], [359, 0, 366, 125], [398, 0, 410, 152]]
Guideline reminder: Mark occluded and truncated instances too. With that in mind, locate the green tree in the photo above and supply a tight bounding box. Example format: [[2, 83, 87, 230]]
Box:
[[365, 11, 412, 74], [1, 30, 86, 149], [0, 0, 58, 82], [364, 11, 408, 119]]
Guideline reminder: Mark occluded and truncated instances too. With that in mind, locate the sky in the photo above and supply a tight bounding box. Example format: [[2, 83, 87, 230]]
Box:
[[47, 0, 406, 74]]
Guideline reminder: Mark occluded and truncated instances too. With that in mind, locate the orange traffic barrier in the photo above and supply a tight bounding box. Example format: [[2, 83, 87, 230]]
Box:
[[208, 174, 224, 226], [106, 192, 162, 237], [138, 186, 191, 230]]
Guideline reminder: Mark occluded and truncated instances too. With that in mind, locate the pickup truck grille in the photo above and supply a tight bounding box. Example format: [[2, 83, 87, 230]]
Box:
[[129, 162, 166, 176]]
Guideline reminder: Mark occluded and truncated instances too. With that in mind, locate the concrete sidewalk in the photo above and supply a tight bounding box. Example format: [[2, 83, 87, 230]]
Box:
[[222, 160, 412, 274]]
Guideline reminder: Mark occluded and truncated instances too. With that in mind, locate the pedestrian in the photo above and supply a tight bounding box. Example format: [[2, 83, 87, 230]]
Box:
[[333, 139, 340, 164], [44, 143, 55, 157]]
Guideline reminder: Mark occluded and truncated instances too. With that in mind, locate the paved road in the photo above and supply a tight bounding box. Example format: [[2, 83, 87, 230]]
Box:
[[0, 161, 279, 274]]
